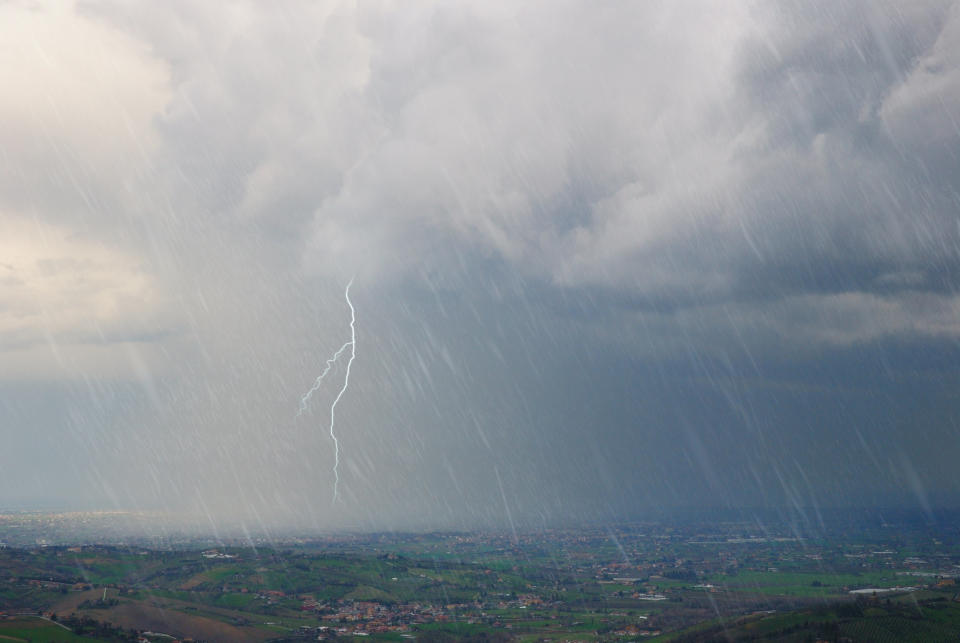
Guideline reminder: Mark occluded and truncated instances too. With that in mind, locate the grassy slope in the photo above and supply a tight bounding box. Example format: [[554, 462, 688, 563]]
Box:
[[0, 617, 102, 642], [660, 593, 960, 642]]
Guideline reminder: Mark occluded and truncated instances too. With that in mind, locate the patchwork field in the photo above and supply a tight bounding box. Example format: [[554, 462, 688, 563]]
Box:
[[1, 517, 959, 641]]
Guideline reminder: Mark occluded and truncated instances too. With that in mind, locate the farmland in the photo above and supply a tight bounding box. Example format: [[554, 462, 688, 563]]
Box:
[[1, 510, 959, 641]]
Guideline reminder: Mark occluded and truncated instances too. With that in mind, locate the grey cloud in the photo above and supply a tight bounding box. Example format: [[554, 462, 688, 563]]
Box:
[[3, 1, 960, 527], [85, 1, 960, 336]]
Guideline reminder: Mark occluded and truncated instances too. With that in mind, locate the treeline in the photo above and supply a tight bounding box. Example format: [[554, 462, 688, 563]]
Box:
[[56, 613, 140, 641]]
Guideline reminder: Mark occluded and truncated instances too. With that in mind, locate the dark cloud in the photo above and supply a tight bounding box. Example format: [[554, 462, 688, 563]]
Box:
[[2, 1, 960, 529]]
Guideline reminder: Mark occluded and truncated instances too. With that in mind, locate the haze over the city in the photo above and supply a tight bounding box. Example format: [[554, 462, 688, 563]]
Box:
[[2, 0, 960, 532]]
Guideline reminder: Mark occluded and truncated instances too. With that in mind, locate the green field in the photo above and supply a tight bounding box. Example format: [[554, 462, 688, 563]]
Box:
[[0, 617, 103, 642], [663, 593, 960, 642], [713, 569, 908, 597]]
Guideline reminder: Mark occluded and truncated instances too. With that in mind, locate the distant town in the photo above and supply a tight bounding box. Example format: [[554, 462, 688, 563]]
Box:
[[1, 509, 959, 640]]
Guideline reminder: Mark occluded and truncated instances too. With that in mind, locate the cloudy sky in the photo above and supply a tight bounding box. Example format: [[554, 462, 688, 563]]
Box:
[[2, 0, 959, 531]]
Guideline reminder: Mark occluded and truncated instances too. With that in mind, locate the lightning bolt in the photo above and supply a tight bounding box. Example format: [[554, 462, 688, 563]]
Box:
[[298, 280, 356, 503]]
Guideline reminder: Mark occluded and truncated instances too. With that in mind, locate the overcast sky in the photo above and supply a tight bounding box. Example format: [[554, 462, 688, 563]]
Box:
[[2, 0, 959, 532]]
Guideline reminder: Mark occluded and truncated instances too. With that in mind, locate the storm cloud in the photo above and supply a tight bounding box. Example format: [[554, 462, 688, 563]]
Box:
[[2, 0, 959, 530]]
